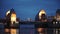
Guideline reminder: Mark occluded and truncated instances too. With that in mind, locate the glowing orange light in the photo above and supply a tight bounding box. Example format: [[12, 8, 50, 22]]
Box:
[[5, 29, 10, 32], [39, 10, 46, 19], [11, 13, 16, 24], [11, 29, 16, 34], [56, 14, 60, 21], [37, 28, 44, 33]]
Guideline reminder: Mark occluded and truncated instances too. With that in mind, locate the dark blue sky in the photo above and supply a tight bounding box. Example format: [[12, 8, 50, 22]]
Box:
[[0, 0, 60, 20]]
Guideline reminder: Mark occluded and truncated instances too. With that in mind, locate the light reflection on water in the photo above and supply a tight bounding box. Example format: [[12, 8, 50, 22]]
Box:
[[4, 28, 60, 34], [5, 28, 19, 34], [37, 28, 46, 34], [11, 29, 16, 34]]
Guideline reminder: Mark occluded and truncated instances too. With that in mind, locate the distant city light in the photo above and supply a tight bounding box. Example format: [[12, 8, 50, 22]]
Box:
[[27, 18, 32, 21], [56, 9, 60, 21], [56, 15, 60, 21], [56, 22, 58, 24], [53, 22, 55, 24]]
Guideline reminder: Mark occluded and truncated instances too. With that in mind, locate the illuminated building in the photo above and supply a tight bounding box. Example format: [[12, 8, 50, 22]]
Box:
[[56, 9, 60, 21], [6, 8, 19, 25], [35, 9, 47, 22], [39, 10, 46, 20], [54, 9, 60, 34], [11, 10, 16, 24], [35, 9, 47, 34], [5, 8, 19, 34], [51, 9, 60, 34], [6, 10, 11, 22], [6, 10, 10, 16]]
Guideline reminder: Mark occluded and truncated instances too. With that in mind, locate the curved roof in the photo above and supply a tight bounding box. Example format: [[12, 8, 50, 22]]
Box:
[[56, 9, 60, 14], [39, 9, 46, 17], [6, 10, 10, 16], [35, 9, 46, 21]]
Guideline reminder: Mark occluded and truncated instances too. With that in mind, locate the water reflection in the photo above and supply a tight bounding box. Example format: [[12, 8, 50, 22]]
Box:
[[5, 28, 10, 34], [37, 28, 47, 34], [5, 28, 19, 34], [5, 29, 10, 33], [4, 26, 60, 34], [11, 29, 16, 34]]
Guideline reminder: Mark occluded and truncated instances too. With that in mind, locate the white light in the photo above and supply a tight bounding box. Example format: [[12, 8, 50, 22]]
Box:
[[6, 10, 10, 16], [56, 14, 60, 21], [11, 13, 16, 24], [53, 22, 55, 24], [16, 21, 19, 24], [56, 22, 58, 24], [39, 10, 46, 19]]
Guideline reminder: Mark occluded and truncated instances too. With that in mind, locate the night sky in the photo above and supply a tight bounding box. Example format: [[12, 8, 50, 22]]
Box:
[[0, 0, 60, 20]]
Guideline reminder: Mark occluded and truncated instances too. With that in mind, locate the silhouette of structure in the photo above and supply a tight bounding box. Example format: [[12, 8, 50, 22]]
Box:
[[5, 8, 19, 34], [35, 9, 47, 34], [35, 9, 47, 22], [56, 9, 60, 21]]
